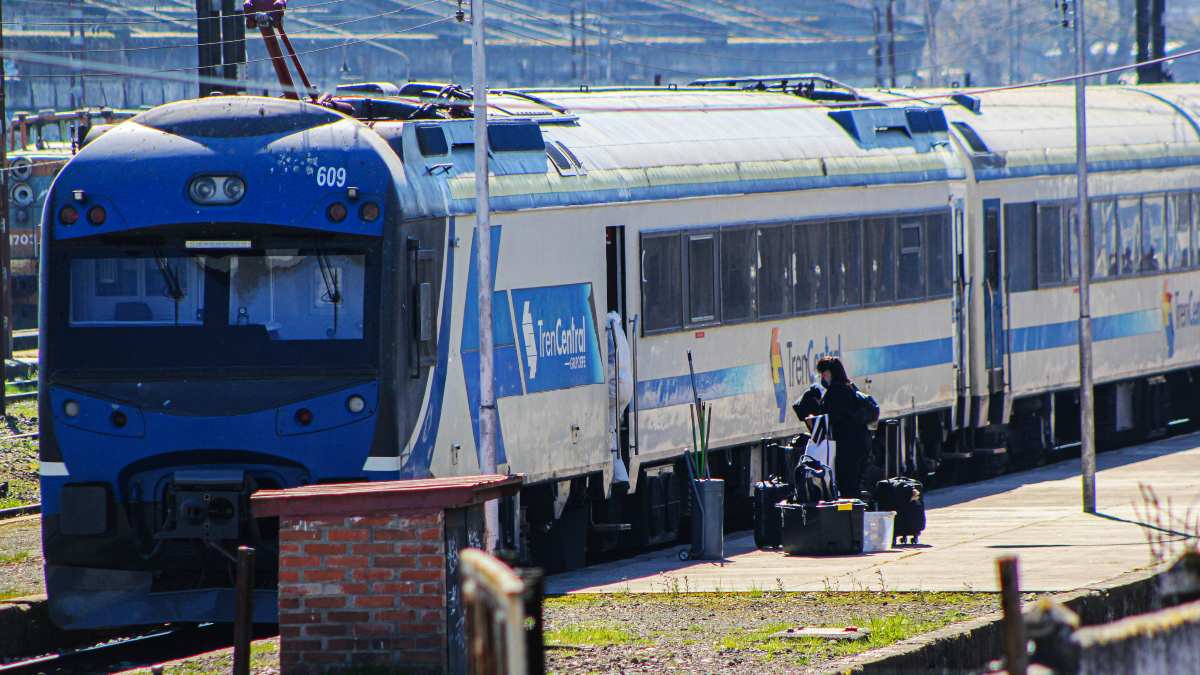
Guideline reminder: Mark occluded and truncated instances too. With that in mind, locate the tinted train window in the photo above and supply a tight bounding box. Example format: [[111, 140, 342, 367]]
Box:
[[864, 217, 895, 304], [897, 216, 925, 299], [1091, 199, 1116, 278], [756, 226, 792, 318], [1066, 204, 1080, 280], [1140, 195, 1165, 272], [926, 212, 952, 296], [686, 234, 718, 324], [829, 219, 862, 307], [1037, 205, 1064, 286], [1004, 203, 1036, 292], [1169, 193, 1192, 269], [794, 221, 828, 312], [641, 234, 682, 332], [720, 228, 756, 321], [1116, 197, 1140, 276]]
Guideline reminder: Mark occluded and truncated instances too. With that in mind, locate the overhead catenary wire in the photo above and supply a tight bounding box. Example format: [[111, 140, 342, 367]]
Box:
[[1, 0, 353, 25], [10, 0, 444, 55]]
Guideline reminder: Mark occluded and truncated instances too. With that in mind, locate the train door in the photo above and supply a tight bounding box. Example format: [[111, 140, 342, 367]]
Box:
[[952, 196, 970, 429], [982, 199, 1006, 423], [605, 226, 631, 473]]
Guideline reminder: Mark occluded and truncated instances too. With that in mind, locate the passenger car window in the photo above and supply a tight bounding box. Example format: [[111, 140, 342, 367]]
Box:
[[1140, 195, 1165, 272], [863, 217, 895, 304], [686, 234, 718, 324], [1091, 199, 1116, 279], [1066, 205, 1079, 281], [794, 221, 828, 312], [1037, 205, 1064, 286], [756, 225, 792, 318], [898, 216, 925, 299], [1169, 194, 1191, 270], [720, 228, 756, 321], [1003, 203, 1036, 292], [640, 234, 682, 333], [829, 219, 862, 307], [1116, 197, 1140, 276], [926, 212, 953, 296]]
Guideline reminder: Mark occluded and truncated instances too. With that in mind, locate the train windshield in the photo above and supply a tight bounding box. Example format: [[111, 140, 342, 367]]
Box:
[[55, 241, 379, 372]]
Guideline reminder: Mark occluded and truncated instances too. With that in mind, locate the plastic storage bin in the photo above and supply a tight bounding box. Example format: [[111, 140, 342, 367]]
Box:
[[863, 510, 896, 553]]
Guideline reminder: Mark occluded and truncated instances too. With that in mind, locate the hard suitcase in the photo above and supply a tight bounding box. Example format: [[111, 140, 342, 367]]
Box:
[[780, 499, 865, 555], [874, 419, 926, 545], [752, 479, 791, 549]]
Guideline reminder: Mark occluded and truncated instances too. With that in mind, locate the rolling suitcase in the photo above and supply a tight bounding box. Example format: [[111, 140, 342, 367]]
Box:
[[780, 499, 865, 555], [874, 419, 926, 545], [752, 479, 791, 549]]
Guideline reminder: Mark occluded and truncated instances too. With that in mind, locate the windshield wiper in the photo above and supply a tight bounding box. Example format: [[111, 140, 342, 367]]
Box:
[[316, 250, 342, 337], [153, 250, 186, 326]]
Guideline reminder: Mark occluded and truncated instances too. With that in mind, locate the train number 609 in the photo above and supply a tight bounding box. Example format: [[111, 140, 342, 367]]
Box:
[[316, 166, 347, 187]]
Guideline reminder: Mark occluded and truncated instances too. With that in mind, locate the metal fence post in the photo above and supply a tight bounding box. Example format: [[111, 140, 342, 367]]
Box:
[[233, 545, 256, 675], [999, 556, 1027, 675]]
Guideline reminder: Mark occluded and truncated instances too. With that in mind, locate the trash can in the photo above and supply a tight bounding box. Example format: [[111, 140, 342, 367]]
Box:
[[689, 478, 724, 560], [863, 510, 896, 553]]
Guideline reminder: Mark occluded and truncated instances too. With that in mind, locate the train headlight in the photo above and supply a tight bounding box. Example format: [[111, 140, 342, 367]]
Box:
[[294, 408, 313, 426], [59, 205, 79, 226], [223, 176, 245, 201], [188, 175, 245, 205], [189, 176, 217, 203], [87, 206, 107, 226], [9, 157, 32, 182], [346, 395, 366, 414], [63, 400, 80, 418], [110, 410, 127, 428]]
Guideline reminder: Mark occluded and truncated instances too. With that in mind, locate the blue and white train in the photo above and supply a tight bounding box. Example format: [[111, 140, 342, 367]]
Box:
[[37, 76, 1200, 628]]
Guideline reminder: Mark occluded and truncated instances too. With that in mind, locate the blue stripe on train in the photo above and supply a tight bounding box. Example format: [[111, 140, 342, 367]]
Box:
[[1007, 308, 1161, 353], [635, 336, 954, 411]]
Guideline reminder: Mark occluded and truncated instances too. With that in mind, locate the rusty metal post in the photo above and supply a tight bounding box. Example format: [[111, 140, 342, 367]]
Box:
[[233, 545, 256, 675], [0, 0, 9, 419], [519, 568, 545, 675], [999, 556, 1028, 675]]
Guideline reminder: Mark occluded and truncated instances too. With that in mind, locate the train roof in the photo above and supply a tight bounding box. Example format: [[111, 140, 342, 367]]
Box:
[[391, 83, 1200, 217]]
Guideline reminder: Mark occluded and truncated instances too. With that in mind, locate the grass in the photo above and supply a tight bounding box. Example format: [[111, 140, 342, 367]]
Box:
[[716, 611, 974, 665], [0, 550, 30, 565], [544, 622, 648, 648], [124, 639, 278, 674]]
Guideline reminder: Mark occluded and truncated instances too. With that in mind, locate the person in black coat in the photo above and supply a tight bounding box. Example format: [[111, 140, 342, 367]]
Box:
[[791, 356, 876, 496]]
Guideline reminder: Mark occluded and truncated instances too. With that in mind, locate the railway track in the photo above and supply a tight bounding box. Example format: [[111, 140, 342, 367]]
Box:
[[0, 623, 276, 675]]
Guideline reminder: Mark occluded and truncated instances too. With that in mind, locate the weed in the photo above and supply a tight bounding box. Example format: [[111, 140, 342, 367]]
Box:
[[0, 550, 30, 565], [544, 622, 646, 647]]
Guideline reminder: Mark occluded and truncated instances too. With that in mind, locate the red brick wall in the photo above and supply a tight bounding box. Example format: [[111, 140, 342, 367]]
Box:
[[277, 509, 447, 673]]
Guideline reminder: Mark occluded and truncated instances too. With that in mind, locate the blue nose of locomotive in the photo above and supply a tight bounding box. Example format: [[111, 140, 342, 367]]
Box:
[[47, 96, 394, 239], [38, 96, 402, 629]]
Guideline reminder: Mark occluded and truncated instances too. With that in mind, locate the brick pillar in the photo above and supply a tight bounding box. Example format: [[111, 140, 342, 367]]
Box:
[[277, 511, 447, 673], [252, 475, 522, 674]]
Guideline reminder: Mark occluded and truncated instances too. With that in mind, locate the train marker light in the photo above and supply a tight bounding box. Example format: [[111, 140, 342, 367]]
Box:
[[110, 410, 128, 428], [63, 400, 80, 418], [72, 189, 86, 202], [327, 202, 347, 223], [87, 206, 107, 226], [346, 395, 366, 414], [59, 205, 79, 225], [347, 186, 359, 200], [359, 202, 380, 222], [295, 408, 313, 426]]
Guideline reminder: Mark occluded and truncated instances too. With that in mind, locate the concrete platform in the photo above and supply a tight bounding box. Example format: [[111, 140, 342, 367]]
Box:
[[547, 432, 1200, 594]]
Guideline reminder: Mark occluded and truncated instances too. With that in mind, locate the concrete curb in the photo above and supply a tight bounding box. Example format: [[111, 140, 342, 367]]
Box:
[[821, 565, 1165, 674]]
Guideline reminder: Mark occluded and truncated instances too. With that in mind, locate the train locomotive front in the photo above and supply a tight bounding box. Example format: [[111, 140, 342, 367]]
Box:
[[37, 96, 419, 628]]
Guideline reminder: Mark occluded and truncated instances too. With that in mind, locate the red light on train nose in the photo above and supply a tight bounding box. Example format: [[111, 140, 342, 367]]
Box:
[[59, 205, 79, 225], [87, 206, 107, 226], [327, 202, 347, 223], [359, 202, 380, 222], [110, 410, 128, 428], [294, 408, 313, 426]]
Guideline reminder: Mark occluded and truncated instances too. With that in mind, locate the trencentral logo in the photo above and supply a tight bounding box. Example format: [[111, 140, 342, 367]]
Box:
[[767, 329, 843, 422], [521, 301, 538, 379], [522, 300, 589, 378]]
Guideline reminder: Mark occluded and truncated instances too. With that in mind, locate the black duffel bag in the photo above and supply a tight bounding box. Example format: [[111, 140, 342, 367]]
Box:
[[793, 454, 838, 504]]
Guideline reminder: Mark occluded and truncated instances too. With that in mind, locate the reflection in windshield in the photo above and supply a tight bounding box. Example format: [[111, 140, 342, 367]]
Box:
[[228, 252, 364, 340], [70, 257, 204, 325]]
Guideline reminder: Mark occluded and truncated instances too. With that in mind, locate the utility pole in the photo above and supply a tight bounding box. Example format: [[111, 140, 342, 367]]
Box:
[[886, 0, 897, 87], [1137, 0, 1167, 83], [1074, 0, 1096, 514], [0, 0, 8, 418], [471, 0, 499, 549], [570, 10, 577, 81], [221, 0, 247, 93], [925, 0, 938, 86], [873, 5, 883, 87], [581, 0, 590, 83], [198, 0, 246, 96]]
